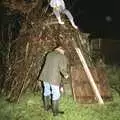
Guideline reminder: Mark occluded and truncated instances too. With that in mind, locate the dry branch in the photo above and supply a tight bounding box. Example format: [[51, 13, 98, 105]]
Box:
[[17, 61, 34, 103]]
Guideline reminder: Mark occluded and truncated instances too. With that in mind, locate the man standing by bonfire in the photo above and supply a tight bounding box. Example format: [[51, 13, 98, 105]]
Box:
[[39, 46, 69, 116]]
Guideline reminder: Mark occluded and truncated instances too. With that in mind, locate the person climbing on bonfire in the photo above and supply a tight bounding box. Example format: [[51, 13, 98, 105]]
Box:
[[49, 0, 78, 29]]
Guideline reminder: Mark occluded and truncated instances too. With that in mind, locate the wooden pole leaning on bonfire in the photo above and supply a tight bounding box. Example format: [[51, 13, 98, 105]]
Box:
[[71, 37, 104, 104]]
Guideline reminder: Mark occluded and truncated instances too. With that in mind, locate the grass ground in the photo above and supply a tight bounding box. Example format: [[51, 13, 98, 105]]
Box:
[[0, 65, 120, 120], [0, 89, 120, 120]]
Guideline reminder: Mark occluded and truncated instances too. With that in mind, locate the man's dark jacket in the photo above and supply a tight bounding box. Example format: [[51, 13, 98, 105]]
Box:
[[40, 50, 68, 85]]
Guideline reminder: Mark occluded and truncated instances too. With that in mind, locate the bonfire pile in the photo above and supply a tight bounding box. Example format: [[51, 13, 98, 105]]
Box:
[[0, 0, 91, 102]]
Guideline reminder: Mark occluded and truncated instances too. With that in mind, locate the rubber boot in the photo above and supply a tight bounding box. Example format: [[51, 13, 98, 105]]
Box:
[[44, 96, 51, 111], [52, 100, 64, 116]]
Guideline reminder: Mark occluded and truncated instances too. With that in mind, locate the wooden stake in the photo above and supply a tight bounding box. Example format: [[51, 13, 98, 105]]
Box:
[[25, 42, 29, 61], [72, 38, 104, 104]]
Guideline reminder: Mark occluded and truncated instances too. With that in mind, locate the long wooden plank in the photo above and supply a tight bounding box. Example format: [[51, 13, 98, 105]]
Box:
[[72, 39, 104, 104]]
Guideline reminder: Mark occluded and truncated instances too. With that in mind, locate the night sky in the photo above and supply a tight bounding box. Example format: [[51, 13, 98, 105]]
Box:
[[65, 0, 120, 64], [68, 0, 120, 39], [0, 0, 120, 65]]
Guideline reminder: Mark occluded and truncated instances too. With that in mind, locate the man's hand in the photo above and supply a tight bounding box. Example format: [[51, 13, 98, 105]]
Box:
[[37, 81, 41, 87]]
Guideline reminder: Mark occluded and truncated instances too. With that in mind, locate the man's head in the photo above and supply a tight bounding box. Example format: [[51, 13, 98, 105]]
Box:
[[55, 46, 65, 55]]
